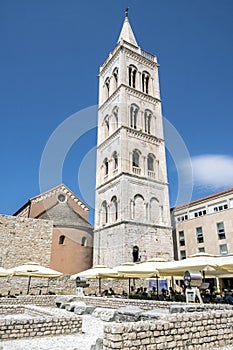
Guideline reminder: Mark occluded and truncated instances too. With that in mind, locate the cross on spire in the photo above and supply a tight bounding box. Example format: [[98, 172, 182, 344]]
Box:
[[117, 7, 138, 47]]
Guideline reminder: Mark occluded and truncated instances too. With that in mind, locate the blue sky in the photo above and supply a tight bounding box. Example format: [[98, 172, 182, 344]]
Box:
[[1, 0, 233, 224]]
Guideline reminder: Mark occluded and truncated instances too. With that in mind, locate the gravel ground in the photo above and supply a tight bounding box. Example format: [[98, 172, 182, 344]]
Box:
[[0, 314, 232, 350]]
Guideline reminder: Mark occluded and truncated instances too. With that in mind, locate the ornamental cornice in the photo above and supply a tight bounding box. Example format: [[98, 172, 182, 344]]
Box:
[[96, 178, 121, 194], [94, 220, 172, 233], [98, 129, 121, 150], [99, 43, 158, 77], [123, 46, 158, 69], [125, 126, 163, 145], [125, 85, 161, 104], [99, 87, 120, 111], [96, 170, 168, 192], [31, 185, 89, 211], [97, 125, 163, 150], [99, 84, 160, 111]]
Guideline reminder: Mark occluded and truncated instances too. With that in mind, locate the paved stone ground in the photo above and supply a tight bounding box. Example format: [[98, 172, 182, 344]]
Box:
[[0, 314, 232, 350]]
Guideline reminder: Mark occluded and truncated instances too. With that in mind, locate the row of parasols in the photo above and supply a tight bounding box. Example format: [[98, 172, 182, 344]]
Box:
[[1, 253, 233, 294], [70, 253, 233, 294]]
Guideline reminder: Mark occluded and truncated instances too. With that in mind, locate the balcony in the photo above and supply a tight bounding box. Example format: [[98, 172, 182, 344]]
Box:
[[148, 170, 155, 179], [132, 166, 141, 175]]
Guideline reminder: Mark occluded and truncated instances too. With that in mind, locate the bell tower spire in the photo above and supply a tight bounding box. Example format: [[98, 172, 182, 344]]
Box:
[[117, 8, 138, 47]]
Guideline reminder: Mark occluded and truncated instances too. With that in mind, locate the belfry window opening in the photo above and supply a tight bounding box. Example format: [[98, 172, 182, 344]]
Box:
[[104, 158, 109, 176], [105, 77, 110, 98], [132, 150, 140, 168], [130, 104, 138, 129], [102, 201, 108, 224], [142, 71, 150, 94], [145, 110, 152, 134], [111, 196, 118, 221], [113, 67, 118, 86], [112, 107, 119, 130], [105, 120, 109, 138], [148, 154, 154, 171], [113, 151, 118, 170], [129, 65, 137, 88]]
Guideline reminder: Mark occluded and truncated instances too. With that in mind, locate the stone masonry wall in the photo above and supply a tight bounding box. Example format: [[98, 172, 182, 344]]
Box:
[[103, 310, 233, 349], [72, 295, 233, 312], [0, 305, 82, 341], [0, 295, 57, 307], [0, 214, 53, 294], [0, 214, 53, 268]]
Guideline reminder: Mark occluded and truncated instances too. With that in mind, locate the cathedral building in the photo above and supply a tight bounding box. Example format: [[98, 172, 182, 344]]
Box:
[[94, 11, 173, 267], [14, 184, 93, 275]]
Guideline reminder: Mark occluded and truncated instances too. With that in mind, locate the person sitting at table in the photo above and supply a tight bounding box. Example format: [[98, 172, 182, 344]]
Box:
[[141, 287, 148, 299]]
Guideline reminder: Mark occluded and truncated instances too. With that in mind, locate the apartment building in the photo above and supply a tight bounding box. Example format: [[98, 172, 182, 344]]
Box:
[[171, 188, 233, 260]]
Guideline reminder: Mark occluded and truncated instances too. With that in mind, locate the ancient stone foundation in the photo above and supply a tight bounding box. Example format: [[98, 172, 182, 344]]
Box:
[[0, 303, 82, 341], [1, 295, 233, 349], [103, 310, 233, 349]]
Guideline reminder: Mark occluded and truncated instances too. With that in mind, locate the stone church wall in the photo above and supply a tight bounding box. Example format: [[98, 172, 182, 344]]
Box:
[[0, 214, 53, 294]]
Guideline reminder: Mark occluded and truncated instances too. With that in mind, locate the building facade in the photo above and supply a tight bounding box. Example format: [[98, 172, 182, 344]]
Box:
[[14, 184, 93, 275], [171, 188, 233, 260], [94, 12, 173, 267]]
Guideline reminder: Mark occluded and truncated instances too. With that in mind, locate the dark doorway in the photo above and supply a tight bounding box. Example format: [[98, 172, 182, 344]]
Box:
[[133, 246, 139, 262]]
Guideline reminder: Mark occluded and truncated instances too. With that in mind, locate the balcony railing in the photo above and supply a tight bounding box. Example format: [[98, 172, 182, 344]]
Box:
[[148, 170, 155, 179], [133, 166, 141, 175]]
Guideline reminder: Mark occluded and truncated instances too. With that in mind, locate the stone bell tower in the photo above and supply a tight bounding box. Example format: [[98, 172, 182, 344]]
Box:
[[93, 10, 173, 267]]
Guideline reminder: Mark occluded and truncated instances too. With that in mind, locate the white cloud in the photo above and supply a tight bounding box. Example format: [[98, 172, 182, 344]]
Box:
[[191, 154, 233, 190]]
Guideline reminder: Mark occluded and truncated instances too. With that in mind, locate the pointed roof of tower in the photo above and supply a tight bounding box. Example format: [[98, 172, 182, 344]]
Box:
[[117, 8, 138, 47]]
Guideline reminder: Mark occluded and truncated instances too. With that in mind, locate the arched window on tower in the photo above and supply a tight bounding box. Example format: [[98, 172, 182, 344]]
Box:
[[113, 67, 118, 89], [144, 109, 152, 134], [112, 151, 118, 171], [142, 71, 150, 94], [148, 154, 154, 171], [128, 65, 137, 88], [112, 106, 119, 131], [134, 194, 144, 220], [132, 150, 140, 168], [150, 197, 160, 223], [105, 77, 110, 98], [130, 104, 139, 129], [104, 115, 110, 137], [111, 196, 118, 221], [147, 153, 155, 179], [102, 201, 108, 224], [103, 158, 109, 176]]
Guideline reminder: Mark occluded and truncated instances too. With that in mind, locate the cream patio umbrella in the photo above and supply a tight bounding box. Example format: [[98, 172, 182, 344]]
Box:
[[114, 260, 164, 296], [7, 262, 63, 294], [115, 260, 161, 278], [157, 253, 220, 279], [70, 265, 119, 294], [215, 255, 233, 273], [111, 261, 161, 294]]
